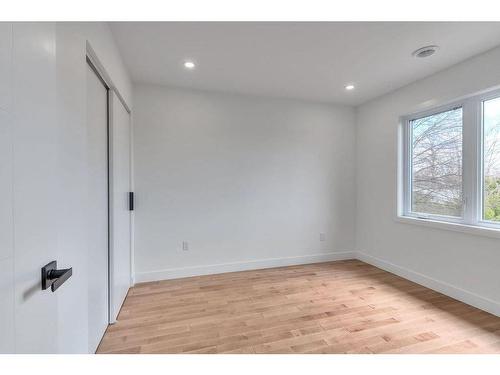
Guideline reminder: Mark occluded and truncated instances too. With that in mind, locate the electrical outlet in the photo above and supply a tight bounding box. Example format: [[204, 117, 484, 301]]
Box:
[[182, 241, 189, 251], [319, 233, 326, 242]]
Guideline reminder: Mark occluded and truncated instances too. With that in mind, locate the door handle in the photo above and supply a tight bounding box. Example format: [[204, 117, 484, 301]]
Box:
[[129, 191, 134, 211], [41, 261, 73, 292]]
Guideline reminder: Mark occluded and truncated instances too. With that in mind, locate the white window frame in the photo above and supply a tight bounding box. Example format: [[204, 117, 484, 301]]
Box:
[[398, 87, 500, 236]]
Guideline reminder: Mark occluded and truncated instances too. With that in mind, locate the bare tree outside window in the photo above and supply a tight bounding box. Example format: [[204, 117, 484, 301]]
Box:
[[483, 97, 500, 222], [410, 107, 463, 217]]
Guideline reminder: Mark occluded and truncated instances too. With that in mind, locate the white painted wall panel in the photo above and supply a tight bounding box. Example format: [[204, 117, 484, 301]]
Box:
[[133, 85, 356, 281]]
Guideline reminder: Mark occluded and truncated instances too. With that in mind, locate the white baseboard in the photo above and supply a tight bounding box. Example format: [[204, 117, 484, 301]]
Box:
[[135, 251, 356, 283], [356, 251, 500, 317]]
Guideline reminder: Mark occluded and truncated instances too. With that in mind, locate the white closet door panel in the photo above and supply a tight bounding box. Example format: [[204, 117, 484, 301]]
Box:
[[109, 92, 131, 322], [86, 62, 109, 353]]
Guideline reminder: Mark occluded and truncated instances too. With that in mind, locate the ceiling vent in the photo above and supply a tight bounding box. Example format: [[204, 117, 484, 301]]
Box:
[[412, 45, 439, 58]]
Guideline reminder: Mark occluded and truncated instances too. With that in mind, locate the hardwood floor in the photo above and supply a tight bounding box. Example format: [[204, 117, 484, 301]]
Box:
[[97, 260, 500, 354]]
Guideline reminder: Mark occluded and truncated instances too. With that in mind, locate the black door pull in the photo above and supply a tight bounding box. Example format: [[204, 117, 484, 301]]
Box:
[[129, 191, 134, 211], [41, 261, 72, 292]]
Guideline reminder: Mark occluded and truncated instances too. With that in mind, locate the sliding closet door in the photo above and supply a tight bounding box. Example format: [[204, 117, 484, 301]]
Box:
[[86, 61, 109, 353], [109, 92, 132, 323]]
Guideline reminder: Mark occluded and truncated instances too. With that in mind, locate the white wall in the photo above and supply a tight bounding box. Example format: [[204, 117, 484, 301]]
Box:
[[356, 45, 500, 317], [133, 85, 356, 282]]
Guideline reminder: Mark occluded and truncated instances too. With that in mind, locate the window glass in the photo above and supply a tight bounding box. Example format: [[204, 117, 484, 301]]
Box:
[[410, 107, 463, 217], [483, 97, 500, 222]]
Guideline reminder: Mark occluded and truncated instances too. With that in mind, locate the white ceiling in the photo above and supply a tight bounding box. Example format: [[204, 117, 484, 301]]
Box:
[[110, 22, 500, 106]]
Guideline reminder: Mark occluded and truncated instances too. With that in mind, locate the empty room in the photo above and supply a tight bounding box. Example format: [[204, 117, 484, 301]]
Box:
[[1, 1, 500, 372]]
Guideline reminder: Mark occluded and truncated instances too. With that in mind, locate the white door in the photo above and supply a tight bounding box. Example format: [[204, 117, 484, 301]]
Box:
[[0, 22, 15, 353], [86, 61, 110, 353], [11, 23, 60, 353], [3, 22, 90, 354], [109, 92, 132, 322], [55, 24, 91, 353], [0, 22, 102, 354], [1, 22, 126, 353]]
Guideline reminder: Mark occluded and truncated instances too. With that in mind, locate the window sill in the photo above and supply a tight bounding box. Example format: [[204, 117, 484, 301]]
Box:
[[395, 215, 500, 240]]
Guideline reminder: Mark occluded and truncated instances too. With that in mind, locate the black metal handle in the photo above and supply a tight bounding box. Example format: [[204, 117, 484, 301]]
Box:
[[41, 261, 72, 292]]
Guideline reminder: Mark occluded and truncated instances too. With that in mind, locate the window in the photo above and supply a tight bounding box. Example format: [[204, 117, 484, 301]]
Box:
[[400, 88, 500, 231]]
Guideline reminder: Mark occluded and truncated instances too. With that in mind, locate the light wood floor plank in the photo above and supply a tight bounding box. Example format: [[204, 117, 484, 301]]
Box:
[[97, 260, 500, 354]]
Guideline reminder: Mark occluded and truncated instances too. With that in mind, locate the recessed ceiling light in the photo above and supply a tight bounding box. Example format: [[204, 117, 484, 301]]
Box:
[[183, 60, 196, 69], [412, 45, 439, 58], [345, 84, 355, 91]]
